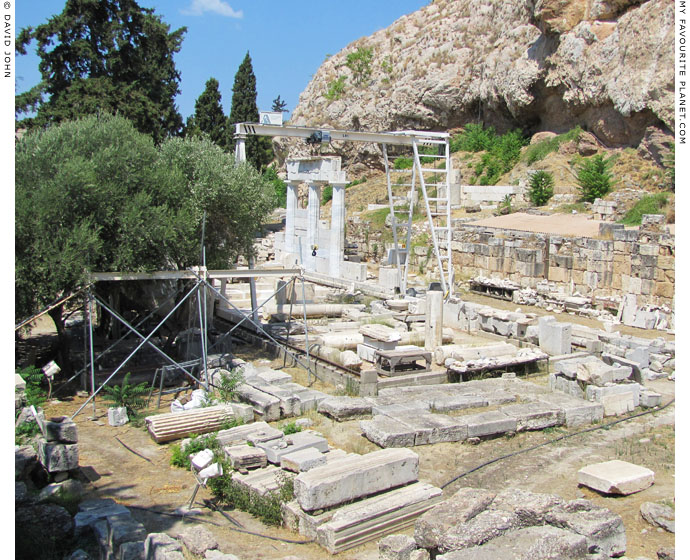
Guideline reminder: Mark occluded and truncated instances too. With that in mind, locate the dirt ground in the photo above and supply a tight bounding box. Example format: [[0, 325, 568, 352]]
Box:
[[37, 354, 675, 560]]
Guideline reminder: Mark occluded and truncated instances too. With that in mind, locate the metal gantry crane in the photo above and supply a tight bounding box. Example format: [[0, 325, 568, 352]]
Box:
[[234, 123, 455, 296]]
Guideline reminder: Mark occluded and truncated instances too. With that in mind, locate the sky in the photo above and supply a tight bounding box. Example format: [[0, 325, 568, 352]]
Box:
[[14, 0, 429, 122]]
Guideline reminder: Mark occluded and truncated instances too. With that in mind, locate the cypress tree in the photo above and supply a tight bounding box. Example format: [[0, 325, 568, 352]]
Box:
[[190, 77, 227, 149], [15, 0, 186, 142], [228, 52, 272, 170]]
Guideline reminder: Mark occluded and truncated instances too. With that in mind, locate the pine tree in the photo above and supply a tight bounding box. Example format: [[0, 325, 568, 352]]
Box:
[[228, 52, 272, 170], [190, 77, 227, 149], [272, 95, 288, 113], [15, 0, 186, 142]]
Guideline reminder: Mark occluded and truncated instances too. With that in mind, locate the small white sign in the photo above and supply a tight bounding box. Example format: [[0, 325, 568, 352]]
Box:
[[259, 111, 283, 125]]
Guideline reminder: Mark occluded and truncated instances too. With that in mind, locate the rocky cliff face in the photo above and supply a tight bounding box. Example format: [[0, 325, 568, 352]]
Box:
[[280, 0, 673, 173]]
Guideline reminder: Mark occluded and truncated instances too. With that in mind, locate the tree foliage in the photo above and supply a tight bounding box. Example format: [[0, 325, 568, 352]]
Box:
[[576, 154, 616, 202], [15, 0, 186, 142], [16, 114, 277, 371], [346, 46, 374, 85], [528, 170, 555, 206], [271, 95, 288, 113], [187, 77, 228, 149], [228, 52, 272, 170], [158, 136, 277, 268]]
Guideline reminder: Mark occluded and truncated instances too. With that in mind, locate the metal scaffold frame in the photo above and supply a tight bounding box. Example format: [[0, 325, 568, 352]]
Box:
[[234, 123, 455, 297], [65, 267, 316, 419]]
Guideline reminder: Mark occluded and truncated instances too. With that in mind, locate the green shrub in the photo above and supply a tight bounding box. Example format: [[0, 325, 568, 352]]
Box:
[[15, 421, 41, 445], [346, 46, 373, 85], [322, 185, 333, 204], [523, 126, 582, 164], [528, 171, 555, 206], [619, 193, 669, 226], [281, 421, 302, 435], [208, 467, 294, 526], [101, 372, 149, 415], [324, 76, 346, 100], [394, 157, 414, 169], [459, 127, 528, 185], [346, 176, 367, 188], [216, 368, 244, 402], [170, 432, 220, 469], [450, 123, 496, 152], [576, 154, 615, 202], [263, 166, 286, 207], [17, 365, 46, 408]]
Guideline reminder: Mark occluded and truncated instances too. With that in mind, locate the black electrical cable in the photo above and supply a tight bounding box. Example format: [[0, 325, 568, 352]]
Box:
[[440, 398, 675, 491]]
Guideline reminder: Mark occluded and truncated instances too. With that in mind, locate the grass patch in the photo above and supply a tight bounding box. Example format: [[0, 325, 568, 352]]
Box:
[[208, 467, 294, 526], [558, 202, 587, 213], [522, 126, 582, 165], [15, 420, 40, 446], [618, 193, 669, 226], [281, 421, 302, 435]]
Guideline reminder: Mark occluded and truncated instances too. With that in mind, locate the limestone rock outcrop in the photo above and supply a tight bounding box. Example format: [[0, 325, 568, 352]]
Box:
[[280, 0, 673, 171]]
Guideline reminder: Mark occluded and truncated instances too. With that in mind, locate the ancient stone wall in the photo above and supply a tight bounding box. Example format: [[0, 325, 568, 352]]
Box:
[[448, 225, 674, 305]]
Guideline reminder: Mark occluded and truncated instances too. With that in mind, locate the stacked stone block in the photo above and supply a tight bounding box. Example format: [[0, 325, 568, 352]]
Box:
[[450, 224, 674, 307]]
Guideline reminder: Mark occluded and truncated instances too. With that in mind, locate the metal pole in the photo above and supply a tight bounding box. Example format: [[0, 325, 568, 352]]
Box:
[[204, 279, 315, 375], [206, 275, 294, 353], [283, 277, 297, 369], [71, 283, 200, 419], [91, 294, 203, 387], [54, 283, 187, 396], [87, 290, 97, 418], [197, 267, 209, 391], [301, 274, 312, 385]]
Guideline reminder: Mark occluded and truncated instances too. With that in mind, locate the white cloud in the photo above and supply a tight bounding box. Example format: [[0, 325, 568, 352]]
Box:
[[181, 0, 243, 18]]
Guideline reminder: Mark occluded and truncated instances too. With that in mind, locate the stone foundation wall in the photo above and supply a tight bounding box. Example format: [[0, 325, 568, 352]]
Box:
[[449, 225, 674, 306]]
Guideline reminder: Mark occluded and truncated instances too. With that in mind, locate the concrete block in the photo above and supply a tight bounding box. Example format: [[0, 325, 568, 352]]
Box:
[[281, 447, 327, 473], [37, 439, 79, 472], [540, 321, 572, 356], [253, 369, 292, 386], [640, 390, 662, 408], [389, 412, 468, 445], [315, 481, 442, 553], [585, 383, 640, 408], [578, 460, 655, 495], [537, 393, 604, 427], [108, 516, 147, 551], [108, 407, 129, 427], [216, 422, 281, 446], [459, 410, 517, 438], [500, 403, 564, 431], [357, 343, 378, 362], [235, 384, 281, 422], [74, 500, 132, 536], [317, 396, 373, 421], [223, 445, 268, 470], [294, 448, 419, 511], [257, 431, 329, 464], [43, 416, 78, 443], [360, 416, 417, 448]]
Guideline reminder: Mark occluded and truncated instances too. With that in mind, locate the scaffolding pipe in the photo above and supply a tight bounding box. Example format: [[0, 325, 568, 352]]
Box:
[[87, 289, 97, 418], [206, 279, 316, 378], [301, 275, 312, 386], [71, 282, 200, 419], [91, 294, 203, 387]]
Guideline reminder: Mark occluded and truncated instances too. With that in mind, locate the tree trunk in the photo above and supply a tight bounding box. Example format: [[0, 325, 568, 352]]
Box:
[[48, 304, 73, 376]]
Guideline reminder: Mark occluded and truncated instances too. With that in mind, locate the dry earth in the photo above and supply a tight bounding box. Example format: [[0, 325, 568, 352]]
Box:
[[38, 342, 675, 560]]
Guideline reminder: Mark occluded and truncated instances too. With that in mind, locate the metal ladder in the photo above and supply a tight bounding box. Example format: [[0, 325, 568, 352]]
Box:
[[382, 136, 453, 296]]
